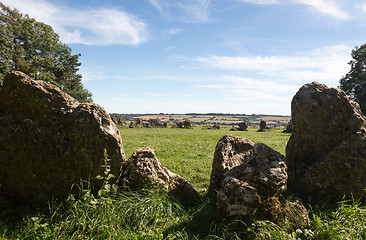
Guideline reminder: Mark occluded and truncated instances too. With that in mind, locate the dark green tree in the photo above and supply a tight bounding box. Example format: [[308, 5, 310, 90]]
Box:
[[340, 44, 366, 114], [0, 3, 92, 102]]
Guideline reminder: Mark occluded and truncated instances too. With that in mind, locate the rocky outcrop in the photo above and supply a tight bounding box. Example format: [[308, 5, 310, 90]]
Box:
[[0, 71, 126, 201], [208, 135, 255, 197], [286, 82, 366, 201], [122, 147, 201, 207]]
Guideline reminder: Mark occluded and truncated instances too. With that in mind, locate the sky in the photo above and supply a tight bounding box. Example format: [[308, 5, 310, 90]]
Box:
[[3, 0, 366, 115]]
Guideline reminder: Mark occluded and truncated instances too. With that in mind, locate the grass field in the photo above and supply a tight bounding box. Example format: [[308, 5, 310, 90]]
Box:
[[120, 126, 291, 191], [1, 127, 365, 239]]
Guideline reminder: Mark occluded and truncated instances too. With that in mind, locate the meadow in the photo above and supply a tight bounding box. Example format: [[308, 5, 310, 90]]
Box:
[[0, 126, 365, 239], [120, 126, 290, 192]]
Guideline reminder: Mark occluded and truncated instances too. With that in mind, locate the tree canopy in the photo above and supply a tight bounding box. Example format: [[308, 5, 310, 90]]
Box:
[[340, 44, 366, 114], [0, 3, 92, 102]]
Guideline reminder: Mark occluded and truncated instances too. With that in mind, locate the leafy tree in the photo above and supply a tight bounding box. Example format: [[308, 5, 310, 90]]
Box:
[[0, 3, 92, 102], [340, 44, 366, 114]]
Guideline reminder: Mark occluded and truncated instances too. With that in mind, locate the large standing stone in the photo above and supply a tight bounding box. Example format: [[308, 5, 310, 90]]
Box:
[[286, 82, 366, 201], [0, 71, 126, 201], [122, 147, 201, 207], [216, 142, 308, 227], [208, 135, 255, 197]]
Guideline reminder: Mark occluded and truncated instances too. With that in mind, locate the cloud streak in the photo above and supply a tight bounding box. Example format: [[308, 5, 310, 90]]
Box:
[[148, 0, 213, 23], [193, 45, 351, 85], [238, 0, 349, 20], [2, 0, 149, 45]]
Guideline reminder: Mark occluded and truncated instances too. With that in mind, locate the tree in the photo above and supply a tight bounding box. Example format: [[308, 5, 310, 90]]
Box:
[[340, 44, 366, 114], [0, 3, 92, 102]]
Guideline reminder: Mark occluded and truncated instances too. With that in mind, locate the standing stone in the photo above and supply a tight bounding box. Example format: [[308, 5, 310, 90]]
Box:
[[208, 135, 255, 197], [237, 122, 248, 131], [0, 71, 126, 201], [122, 147, 201, 207], [286, 82, 366, 201], [258, 120, 267, 132], [135, 118, 143, 126], [283, 119, 292, 133], [215, 141, 309, 228]]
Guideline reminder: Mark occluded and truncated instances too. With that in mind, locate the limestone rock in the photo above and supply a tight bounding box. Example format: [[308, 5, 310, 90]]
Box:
[[217, 143, 287, 218], [208, 135, 255, 197], [0, 71, 126, 201], [217, 143, 308, 227], [123, 147, 201, 207], [286, 82, 366, 201]]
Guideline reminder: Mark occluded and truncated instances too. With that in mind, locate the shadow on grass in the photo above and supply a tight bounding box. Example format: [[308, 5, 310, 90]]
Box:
[[164, 196, 248, 239]]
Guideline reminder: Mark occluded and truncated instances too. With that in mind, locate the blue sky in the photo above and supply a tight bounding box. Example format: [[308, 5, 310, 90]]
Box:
[[3, 0, 366, 115]]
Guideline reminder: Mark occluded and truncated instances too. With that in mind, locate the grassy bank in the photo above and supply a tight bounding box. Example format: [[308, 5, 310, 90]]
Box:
[[1, 127, 365, 239]]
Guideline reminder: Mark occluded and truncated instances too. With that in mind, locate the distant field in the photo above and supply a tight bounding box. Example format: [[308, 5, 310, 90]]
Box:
[[121, 113, 291, 127], [119, 126, 291, 192]]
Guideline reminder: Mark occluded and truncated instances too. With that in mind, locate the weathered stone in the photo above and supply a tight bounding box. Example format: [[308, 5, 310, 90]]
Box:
[[283, 119, 292, 133], [217, 142, 308, 228], [286, 82, 366, 201], [183, 119, 192, 128], [148, 118, 163, 127], [123, 147, 201, 207], [135, 118, 143, 126], [208, 135, 255, 197], [258, 120, 267, 132], [0, 71, 126, 201], [175, 121, 184, 128], [237, 122, 248, 131]]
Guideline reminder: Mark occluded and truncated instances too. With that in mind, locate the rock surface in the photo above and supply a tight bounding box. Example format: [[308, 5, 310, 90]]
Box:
[[238, 122, 248, 131], [0, 71, 126, 201], [208, 135, 255, 197], [216, 143, 287, 219], [286, 81, 366, 201], [215, 140, 309, 227], [122, 147, 201, 207], [258, 120, 267, 132]]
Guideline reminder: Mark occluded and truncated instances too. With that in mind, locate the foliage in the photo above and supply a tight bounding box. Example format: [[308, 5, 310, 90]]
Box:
[[0, 3, 92, 102], [340, 44, 366, 114], [1, 127, 365, 239]]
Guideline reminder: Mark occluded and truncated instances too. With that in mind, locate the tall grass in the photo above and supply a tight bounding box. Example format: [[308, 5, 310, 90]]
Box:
[[0, 127, 365, 239]]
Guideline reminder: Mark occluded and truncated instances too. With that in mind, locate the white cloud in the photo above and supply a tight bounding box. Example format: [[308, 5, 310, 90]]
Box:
[[148, 0, 213, 23], [194, 45, 351, 86], [238, 0, 281, 5], [238, 0, 349, 20], [2, 0, 149, 45], [291, 0, 349, 20]]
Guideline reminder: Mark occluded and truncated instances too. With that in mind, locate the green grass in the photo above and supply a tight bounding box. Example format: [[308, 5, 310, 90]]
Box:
[[1, 127, 365, 239], [120, 127, 290, 191]]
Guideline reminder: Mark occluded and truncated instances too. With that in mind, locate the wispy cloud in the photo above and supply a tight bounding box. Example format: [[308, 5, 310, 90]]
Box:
[[238, 0, 349, 20], [291, 0, 349, 20], [193, 45, 351, 86], [148, 0, 213, 23], [237, 0, 280, 5], [2, 0, 149, 45]]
